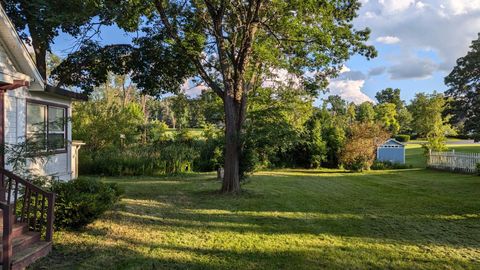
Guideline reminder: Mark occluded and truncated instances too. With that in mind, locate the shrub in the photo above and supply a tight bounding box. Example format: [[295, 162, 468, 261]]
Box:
[[370, 161, 388, 170], [371, 161, 412, 170], [422, 134, 448, 155], [340, 122, 390, 172], [343, 156, 370, 172], [194, 126, 224, 172], [395, 134, 410, 142], [52, 178, 123, 230], [80, 138, 200, 176], [477, 163, 480, 176]]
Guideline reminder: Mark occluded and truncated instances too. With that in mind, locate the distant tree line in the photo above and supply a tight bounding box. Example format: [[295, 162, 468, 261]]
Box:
[[2, 0, 479, 190], [71, 70, 458, 175]]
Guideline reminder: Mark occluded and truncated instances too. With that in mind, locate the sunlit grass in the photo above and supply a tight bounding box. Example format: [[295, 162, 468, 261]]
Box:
[[31, 167, 480, 270], [165, 128, 205, 139]]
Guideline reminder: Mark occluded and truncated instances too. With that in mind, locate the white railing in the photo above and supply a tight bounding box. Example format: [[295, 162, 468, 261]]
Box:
[[427, 150, 480, 174]]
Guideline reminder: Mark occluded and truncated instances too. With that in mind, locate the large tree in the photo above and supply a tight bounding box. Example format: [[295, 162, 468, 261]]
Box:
[[375, 88, 411, 134], [375, 88, 403, 109], [1, 0, 100, 79], [54, 0, 376, 193], [356, 101, 375, 123], [0, 0, 147, 79], [323, 95, 347, 116], [374, 103, 399, 135], [409, 92, 455, 149], [445, 34, 480, 141]]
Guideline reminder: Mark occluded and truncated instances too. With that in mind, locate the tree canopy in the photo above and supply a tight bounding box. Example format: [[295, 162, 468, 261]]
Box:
[[375, 88, 403, 109], [445, 34, 480, 141], [409, 92, 455, 150], [0, 0, 103, 78], [356, 102, 375, 123], [53, 0, 376, 193]]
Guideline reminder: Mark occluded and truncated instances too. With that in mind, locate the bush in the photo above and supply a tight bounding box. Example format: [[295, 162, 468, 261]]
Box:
[[422, 134, 448, 155], [340, 122, 390, 172], [371, 161, 412, 170], [343, 156, 370, 172], [52, 178, 123, 230], [477, 163, 480, 176], [80, 138, 200, 176], [395, 134, 410, 142], [194, 127, 224, 172]]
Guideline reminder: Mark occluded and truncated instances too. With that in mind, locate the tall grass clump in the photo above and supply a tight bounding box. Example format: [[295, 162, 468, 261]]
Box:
[[80, 136, 203, 176]]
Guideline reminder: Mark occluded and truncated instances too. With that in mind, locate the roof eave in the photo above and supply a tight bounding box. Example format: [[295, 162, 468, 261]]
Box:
[[45, 85, 88, 101]]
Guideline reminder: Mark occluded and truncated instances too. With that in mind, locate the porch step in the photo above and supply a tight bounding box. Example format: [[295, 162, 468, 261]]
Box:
[[0, 223, 29, 239], [0, 222, 51, 270], [1, 232, 41, 256], [10, 241, 52, 270]]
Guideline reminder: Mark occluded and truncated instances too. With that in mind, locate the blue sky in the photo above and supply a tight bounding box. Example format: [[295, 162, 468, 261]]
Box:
[[50, 0, 480, 104]]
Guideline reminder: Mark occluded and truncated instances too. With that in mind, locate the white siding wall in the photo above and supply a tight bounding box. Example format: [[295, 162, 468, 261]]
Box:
[[0, 40, 17, 74], [4, 88, 73, 181]]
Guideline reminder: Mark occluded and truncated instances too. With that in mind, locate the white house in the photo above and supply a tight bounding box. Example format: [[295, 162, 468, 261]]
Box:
[[0, 6, 86, 181]]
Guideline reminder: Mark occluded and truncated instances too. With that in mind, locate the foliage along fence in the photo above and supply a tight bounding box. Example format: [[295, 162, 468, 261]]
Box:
[[427, 150, 480, 174]]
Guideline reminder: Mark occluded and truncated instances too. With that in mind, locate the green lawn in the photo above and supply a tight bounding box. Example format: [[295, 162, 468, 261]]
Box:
[[165, 128, 205, 138], [31, 167, 480, 269]]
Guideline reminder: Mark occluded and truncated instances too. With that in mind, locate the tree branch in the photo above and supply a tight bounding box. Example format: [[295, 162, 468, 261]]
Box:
[[153, 0, 225, 99]]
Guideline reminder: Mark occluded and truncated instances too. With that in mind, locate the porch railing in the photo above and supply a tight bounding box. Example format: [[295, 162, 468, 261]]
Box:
[[0, 168, 55, 268]]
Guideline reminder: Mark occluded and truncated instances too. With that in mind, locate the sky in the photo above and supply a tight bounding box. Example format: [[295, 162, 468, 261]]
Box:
[[50, 0, 480, 104]]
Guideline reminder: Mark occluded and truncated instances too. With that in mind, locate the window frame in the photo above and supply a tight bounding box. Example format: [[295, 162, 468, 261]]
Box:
[[26, 99, 68, 154]]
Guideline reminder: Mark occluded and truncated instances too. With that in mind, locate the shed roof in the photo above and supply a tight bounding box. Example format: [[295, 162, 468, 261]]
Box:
[[380, 139, 405, 147]]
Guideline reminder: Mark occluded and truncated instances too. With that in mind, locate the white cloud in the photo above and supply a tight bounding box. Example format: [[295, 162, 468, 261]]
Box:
[[415, 1, 426, 9], [181, 79, 207, 96], [338, 70, 367, 81], [261, 68, 301, 89], [376, 36, 401, 44], [378, 0, 415, 13], [388, 56, 438, 80], [368, 66, 386, 77], [355, 0, 480, 75], [340, 65, 351, 73], [328, 66, 373, 104], [444, 0, 480, 15], [328, 79, 373, 104]]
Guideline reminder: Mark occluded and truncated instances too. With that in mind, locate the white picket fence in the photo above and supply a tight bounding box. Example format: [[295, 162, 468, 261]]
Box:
[[427, 150, 480, 173]]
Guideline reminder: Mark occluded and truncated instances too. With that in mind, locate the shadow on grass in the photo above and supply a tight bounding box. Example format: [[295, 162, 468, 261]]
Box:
[[272, 169, 354, 175], [104, 201, 480, 250], [32, 233, 476, 270], [32, 170, 480, 269]]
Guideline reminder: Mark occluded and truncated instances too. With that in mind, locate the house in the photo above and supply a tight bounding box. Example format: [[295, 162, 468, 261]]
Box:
[[0, 5, 88, 269], [377, 139, 405, 164], [0, 6, 86, 181]]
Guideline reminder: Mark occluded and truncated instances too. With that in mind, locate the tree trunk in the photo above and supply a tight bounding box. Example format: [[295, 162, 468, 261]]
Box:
[[221, 95, 242, 193], [31, 38, 47, 80], [141, 95, 148, 144]]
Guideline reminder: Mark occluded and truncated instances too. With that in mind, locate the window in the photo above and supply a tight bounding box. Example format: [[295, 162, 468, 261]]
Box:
[[27, 101, 67, 151]]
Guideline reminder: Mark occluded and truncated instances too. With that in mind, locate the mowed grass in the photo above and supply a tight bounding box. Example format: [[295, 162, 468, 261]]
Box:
[[31, 166, 480, 269], [165, 128, 205, 138]]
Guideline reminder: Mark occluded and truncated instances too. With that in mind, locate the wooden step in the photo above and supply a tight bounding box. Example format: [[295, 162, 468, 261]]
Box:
[[0, 223, 29, 239], [0, 232, 41, 267], [12, 232, 41, 252], [10, 241, 52, 270]]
